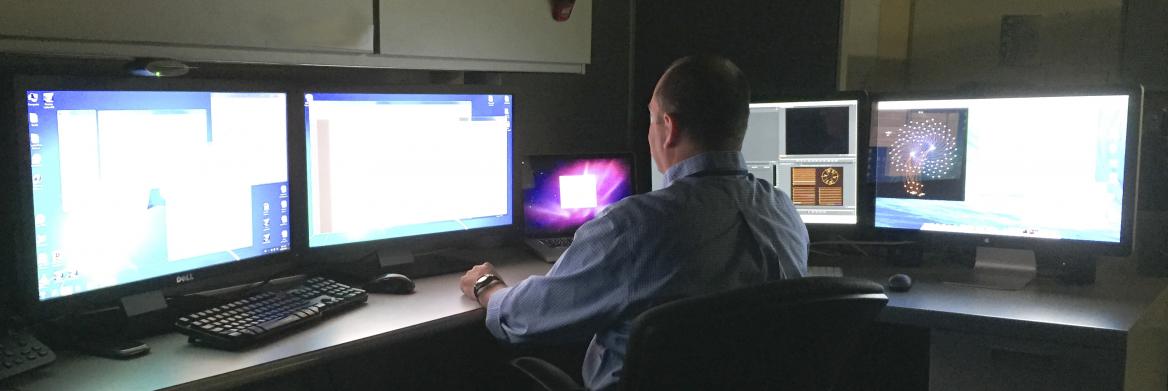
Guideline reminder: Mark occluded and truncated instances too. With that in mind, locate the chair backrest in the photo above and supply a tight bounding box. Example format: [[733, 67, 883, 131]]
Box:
[[620, 277, 888, 391]]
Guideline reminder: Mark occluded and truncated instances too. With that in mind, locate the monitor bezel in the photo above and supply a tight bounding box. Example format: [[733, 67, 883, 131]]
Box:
[[8, 74, 301, 317], [867, 85, 1143, 257], [297, 84, 518, 262], [748, 90, 872, 231], [521, 151, 637, 238]]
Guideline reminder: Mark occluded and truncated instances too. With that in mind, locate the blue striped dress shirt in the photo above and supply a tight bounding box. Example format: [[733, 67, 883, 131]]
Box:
[[486, 151, 809, 390]]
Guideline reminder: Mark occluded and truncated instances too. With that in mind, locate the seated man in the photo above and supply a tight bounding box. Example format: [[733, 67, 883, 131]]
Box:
[[460, 55, 809, 391]]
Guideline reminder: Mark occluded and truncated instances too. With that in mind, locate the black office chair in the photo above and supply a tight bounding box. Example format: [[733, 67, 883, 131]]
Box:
[[510, 276, 889, 391]]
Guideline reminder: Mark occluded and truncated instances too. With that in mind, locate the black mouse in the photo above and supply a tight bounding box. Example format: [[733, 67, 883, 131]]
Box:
[[365, 273, 415, 294], [887, 273, 912, 292]]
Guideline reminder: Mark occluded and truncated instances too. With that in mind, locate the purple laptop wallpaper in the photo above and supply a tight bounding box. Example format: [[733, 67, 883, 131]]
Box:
[[524, 156, 634, 235]]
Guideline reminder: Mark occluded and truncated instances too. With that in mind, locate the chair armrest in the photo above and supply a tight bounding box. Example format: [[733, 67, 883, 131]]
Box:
[[509, 356, 585, 391]]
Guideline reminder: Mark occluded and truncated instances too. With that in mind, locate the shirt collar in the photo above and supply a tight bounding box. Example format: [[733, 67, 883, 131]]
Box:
[[662, 151, 748, 187]]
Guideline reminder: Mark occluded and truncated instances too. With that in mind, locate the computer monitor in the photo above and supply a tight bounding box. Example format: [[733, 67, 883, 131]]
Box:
[[14, 80, 291, 308], [303, 92, 513, 248], [872, 88, 1140, 287], [742, 95, 866, 225]]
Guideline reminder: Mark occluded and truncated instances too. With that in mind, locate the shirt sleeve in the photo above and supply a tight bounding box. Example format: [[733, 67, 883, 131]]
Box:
[[484, 210, 633, 344]]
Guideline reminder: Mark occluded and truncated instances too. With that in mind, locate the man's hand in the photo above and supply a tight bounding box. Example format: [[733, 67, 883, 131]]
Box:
[[460, 262, 506, 306]]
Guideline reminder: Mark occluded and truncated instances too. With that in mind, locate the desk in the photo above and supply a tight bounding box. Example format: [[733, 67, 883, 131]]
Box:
[[839, 257, 1168, 391], [4, 248, 554, 391], [6, 251, 1167, 391]]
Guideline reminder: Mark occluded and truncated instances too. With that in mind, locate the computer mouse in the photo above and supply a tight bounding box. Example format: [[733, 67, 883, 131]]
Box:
[[365, 273, 415, 294], [887, 273, 912, 292]]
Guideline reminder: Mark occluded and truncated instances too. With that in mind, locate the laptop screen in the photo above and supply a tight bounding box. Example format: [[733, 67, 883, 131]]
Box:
[[524, 154, 635, 237]]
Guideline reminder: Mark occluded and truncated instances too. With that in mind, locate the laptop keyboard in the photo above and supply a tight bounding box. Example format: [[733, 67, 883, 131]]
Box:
[[538, 237, 573, 248]]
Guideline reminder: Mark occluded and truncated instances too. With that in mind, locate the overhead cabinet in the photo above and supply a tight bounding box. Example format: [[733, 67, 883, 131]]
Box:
[[0, 0, 592, 73]]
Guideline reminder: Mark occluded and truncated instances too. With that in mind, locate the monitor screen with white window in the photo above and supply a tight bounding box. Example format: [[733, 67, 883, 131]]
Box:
[[24, 90, 290, 301], [873, 94, 1132, 243], [304, 92, 513, 248]]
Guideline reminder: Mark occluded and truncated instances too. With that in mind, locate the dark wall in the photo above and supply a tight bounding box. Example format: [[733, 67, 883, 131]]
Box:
[[632, 0, 843, 191]]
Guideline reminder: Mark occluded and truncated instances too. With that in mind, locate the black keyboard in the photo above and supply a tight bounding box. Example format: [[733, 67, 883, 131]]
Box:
[[538, 237, 573, 248], [175, 277, 367, 350], [0, 331, 55, 381]]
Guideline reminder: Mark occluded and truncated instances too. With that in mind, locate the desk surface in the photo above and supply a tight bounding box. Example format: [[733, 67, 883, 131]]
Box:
[[6, 248, 552, 391], [842, 257, 1167, 350], [7, 251, 1166, 390]]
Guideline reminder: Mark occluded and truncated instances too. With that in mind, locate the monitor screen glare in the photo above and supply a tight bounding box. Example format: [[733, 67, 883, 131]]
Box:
[[25, 90, 290, 301], [304, 93, 514, 247], [873, 94, 1130, 243]]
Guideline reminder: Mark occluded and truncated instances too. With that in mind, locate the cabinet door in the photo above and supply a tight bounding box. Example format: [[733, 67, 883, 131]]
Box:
[[378, 0, 592, 65], [0, 0, 374, 53]]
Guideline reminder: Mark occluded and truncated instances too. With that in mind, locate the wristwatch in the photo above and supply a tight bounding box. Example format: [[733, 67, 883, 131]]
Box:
[[473, 273, 503, 300]]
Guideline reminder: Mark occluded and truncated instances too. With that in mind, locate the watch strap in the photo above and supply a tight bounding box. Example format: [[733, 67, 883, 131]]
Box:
[[473, 274, 502, 299]]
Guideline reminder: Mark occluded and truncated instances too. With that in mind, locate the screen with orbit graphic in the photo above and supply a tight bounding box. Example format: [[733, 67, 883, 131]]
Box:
[[873, 95, 1130, 243]]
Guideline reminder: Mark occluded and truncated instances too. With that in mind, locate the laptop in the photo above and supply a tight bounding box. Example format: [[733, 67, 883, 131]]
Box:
[[523, 153, 635, 263]]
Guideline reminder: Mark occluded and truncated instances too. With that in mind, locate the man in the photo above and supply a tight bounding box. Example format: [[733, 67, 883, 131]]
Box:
[[460, 55, 809, 390]]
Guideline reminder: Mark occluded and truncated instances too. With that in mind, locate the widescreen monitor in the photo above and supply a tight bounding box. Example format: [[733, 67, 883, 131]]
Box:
[[304, 92, 513, 248], [872, 91, 1138, 254], [21, 88, 290, 302], [742, 98, 862, 225]]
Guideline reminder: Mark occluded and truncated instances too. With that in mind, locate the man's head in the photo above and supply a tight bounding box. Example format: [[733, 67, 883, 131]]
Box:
[[648, 55, 750, 173]]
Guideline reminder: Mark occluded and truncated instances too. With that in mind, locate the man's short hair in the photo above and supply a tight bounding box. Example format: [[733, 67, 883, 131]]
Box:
[[654, 55, 751, 151]]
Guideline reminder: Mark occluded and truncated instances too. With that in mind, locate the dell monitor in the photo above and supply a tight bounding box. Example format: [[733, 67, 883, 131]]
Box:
[[303, 92, 513, 249], [872, 88, 1140, 288], [15, 81, 291, 308]]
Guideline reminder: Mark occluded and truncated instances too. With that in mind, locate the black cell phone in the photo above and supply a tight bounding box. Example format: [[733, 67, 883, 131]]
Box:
[[76, 338, 150, 359]]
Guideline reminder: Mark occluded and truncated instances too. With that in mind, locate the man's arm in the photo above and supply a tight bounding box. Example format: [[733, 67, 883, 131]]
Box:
[[459, 212, 635, 344]]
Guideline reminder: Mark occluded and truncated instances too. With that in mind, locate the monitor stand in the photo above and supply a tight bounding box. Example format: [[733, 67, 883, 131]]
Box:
[[947, 247, 1036, 290]]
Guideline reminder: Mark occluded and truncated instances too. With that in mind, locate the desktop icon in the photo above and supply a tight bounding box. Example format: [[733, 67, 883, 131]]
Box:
[[280, 200, 288, 210], [37, 253, 48, 267], [27, 92, 38, 104], [52, 250, 64, 265], [262, 233, 271, 244], [281, 215, 289, 225], [34, 214, 46, 226], [31, 153, 42, 166], [32, 174, 43, 187], [504, 95, 511, 104], [263, 218, 271, 229], [36, 234, 47, 246], [29, 113, 39, 124], [30, 133, 40, 145], [263, 202, 271, 213], [280, 185, 288, 194], [43, 92, 54, 104], [39, 276, 49, 289], [488, 95, 495, 105], [280, 230, 289, 242]]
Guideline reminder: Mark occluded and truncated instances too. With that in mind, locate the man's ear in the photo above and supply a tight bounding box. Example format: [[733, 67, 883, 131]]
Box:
[[661, 112, 682, 148]]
